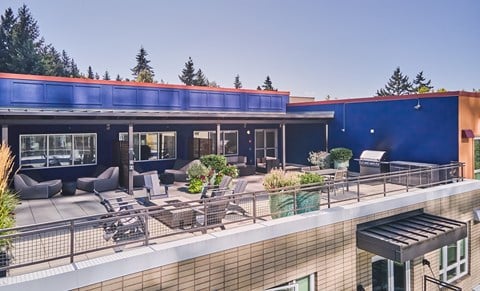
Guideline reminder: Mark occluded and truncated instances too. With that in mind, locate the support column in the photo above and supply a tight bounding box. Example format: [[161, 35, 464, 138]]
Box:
[[216, 123, 221, 155], [128, 123, 134, 195], [281, 123, 286, 171], [1, 124, 7, 145], [325, 123, 329, 152]]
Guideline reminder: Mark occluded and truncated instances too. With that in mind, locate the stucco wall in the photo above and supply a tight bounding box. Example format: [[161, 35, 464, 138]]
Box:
[[458, 94, 480, 179]]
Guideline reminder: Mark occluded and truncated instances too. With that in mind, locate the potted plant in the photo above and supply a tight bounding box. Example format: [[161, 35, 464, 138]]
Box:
[[329, 147, 353, 169], [296, 172, 324, 214], [307, 151, 331, 169], [186, 162, 209, 193], [0, 143, 19, 277], [263, 169, 300, 219]]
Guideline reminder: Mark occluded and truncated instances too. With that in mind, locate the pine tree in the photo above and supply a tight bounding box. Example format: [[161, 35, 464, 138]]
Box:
[[262, 75, 274, 91], [257, 86, 262, 90], [194, 68, 208, 86], [94, 72, 100, 80], [69, 58, 79, 77], [376, 67, 412, 96], [234, 74, 242, 89], [413, 71, 433, 93], [131, 46, 154, 78], [40, 45, 63, 76], [87, 66, 94, 79], [10, 5, 43, 74], [179, 57, 195, 85], [0, 8, 16, 72], [103, 70, 110, 80], [115, 74, 122, 81]]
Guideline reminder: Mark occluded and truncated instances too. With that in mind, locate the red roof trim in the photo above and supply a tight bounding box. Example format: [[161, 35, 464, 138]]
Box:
[[0, 72, 290, 96], [288, 91, 480, 107]]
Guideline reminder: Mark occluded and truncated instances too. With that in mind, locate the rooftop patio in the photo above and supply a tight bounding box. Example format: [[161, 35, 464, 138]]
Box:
[[4, 163, 464, 278]]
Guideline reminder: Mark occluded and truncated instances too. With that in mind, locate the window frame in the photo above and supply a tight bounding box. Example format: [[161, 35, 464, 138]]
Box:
[[119, 131, 177, 162], [19, 133, 97, 169], [265, 273, 315, 291], [192, 130, 239, 157], [255, 129, 278, 160], [439, 238, 468, 283], [371, 256, 411, 291], [474, 137, 480, 179]]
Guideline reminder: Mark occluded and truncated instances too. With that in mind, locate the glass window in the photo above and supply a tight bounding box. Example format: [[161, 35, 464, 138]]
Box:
[[119, 131, 176, 161], [265, 273, 315, 291], [474, 138, 480, 179], [371, 257, 410, 291], [439, 238, 468, 283], [255, 129, 277, 160], [192, 130, 238, 158], [20, 133, 96, 169]]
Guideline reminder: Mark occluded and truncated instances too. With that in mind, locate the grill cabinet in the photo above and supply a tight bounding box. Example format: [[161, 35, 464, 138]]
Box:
[[358, 150, 389, 176], [389, 161, 440, 186]]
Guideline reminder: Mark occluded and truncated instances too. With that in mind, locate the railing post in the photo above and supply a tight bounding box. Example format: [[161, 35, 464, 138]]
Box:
[[252, 193, 257, 224], [383, 174, 387, 197], [327, 184, 331, 208], [69, 220, 75, 264], [406, 169, 410, 192], [293, 190, 297, 214], [356, 176, 360, 202], [144, 212, 149, 246]]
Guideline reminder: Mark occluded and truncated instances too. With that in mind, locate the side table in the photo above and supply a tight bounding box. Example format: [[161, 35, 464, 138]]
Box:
[[62, 181, 77, 196]]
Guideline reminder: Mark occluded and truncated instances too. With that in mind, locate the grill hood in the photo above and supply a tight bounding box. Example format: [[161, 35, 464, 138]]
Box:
[[359, 150, 387, 161]]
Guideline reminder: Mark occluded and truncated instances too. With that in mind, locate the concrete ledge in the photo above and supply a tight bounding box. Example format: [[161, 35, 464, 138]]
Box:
[[1, 180, 479, 290]]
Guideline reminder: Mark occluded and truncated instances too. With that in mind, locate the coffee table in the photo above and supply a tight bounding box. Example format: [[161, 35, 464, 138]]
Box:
[[152, 198, 199, 229]]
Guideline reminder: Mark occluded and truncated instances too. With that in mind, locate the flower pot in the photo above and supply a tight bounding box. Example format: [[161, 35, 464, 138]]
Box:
[[296, 191, 320, 214], [269, 193, 294, 219], [334, 160, 349, 169]]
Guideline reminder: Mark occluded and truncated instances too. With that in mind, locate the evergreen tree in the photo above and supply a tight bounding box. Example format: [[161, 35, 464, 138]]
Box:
[[103, 70, 110, 80], [10, 5, 43, 74], [257, 86, 262, 90], [131, 46, 154, 78], [262, 75, 275, 91], [194, 68, 208, 86], [413, 71, 433, 93], [136, 69, 154, 83], [87, 66, 94, 79], [376, 67, 412, 96], [234, 74, 242, 89], [179, 57, 195, 85], [40, 45, 63, 76], [0, 8, 16, 72], [94, 72, 100, 80], [115, 74, 122, 81], [69, 58, 79, 77]]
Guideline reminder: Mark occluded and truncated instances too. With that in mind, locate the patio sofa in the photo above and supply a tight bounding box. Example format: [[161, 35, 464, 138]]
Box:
[[256, 157, 280, 173], [133, 167, 159, 188], [77, 166, 119, 193], [13, 173, 62, 199], [164, 159, 200, 182], [226, 156, 247, 169]]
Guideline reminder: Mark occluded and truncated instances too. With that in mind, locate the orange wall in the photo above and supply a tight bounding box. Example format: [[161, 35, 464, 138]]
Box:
[[458, 94, 480, 178]]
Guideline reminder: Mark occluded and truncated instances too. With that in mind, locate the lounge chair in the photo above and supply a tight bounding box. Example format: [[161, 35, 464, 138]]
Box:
[[213, 179, 249, 215], [77, 166, 119, 193], [143, 173, 168, 198], [95, 190, 146, 245], [13, 173, 62, 199], [133, 168, 158, 188], [200, 175, 233, 199], [193, 198, 230, 234]]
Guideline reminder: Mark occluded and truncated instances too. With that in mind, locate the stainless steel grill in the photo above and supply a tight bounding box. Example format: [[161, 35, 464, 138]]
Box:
[[357, 150, 389, 176]]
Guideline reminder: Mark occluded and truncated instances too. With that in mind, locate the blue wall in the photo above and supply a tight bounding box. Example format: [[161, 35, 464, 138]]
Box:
[[287, 96, 459, 172], [0, 77, 288, 113]]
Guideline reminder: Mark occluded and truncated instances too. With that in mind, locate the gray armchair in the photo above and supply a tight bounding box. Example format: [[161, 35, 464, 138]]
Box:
[[14, 174, 62, 199], [77, 166, 119, 193]]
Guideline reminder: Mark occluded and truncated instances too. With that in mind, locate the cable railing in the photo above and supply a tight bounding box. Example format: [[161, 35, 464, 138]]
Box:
[[0, 162, 464, 277]]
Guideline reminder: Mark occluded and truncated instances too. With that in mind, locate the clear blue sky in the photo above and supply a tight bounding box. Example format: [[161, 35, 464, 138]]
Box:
[[2, 0, 480, 99]]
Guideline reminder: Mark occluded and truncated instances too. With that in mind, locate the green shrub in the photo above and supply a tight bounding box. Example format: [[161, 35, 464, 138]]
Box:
[[299, 172, 324, 185], [188, 178, 204, 194], [187, 162, 208, 181], [219, 164, 238, 179], [200, 154, 227, 173], [329, 147, 353, 162]]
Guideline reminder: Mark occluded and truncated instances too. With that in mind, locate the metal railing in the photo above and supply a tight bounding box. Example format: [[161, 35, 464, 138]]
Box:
[[424, 275, 462, 291], [0, 162, 464, 276]]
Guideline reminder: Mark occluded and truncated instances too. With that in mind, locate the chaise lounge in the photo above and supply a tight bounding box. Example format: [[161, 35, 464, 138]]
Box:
[[77, 166, 119, 193], [13, 173, 62, 199]]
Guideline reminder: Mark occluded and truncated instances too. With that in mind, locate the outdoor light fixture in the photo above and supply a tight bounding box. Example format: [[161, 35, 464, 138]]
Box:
[[246, 130, 251, 135], [370, 129, 375, 134], [414, 99, 421, 110], [106, 123, 110, 131]]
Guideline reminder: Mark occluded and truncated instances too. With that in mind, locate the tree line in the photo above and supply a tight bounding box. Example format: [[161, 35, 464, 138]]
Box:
[[0, 5, 278, 91]]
